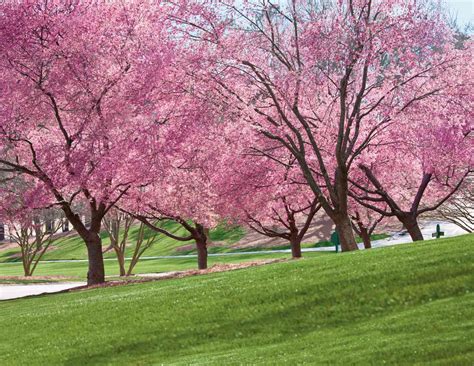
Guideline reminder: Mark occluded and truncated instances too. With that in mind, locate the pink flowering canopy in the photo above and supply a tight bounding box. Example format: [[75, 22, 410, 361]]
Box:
[[0, 1, 182, 210], [170, 0, 473, 248], [0, 0, 216, 284], [0, 0, 472, 283]]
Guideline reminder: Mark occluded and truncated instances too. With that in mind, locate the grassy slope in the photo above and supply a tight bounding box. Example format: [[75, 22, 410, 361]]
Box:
[[0, 219, 386, 263], [0, 252, 326, 279], [0, 221, 246, 263], [0, 234, 472, 365], [186, 233, 390, 254]]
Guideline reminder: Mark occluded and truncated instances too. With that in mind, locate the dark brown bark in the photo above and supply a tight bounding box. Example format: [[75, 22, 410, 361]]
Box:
[[85, 234, 105, 285], [134, 215, 208, 270], [334, 214, 358, 252], [190, 224, 209, 270], [59, 200, 108, 285], [0, 223, 4, 241], [247, 197, 322, 259], [329, 168, 358, 252], [196, 238, 208, 270], [360, 227, 371, 249], [399, 214, 424, 242], [290, 236, 302, 258], [355, 165, 468, 243]]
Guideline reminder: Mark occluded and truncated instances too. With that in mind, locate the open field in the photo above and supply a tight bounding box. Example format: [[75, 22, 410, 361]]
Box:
[[0, 234, 472, 365]]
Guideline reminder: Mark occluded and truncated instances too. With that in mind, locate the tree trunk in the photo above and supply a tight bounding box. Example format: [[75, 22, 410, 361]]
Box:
[[58, 203, 107, 285], [126, 246, 142, 276], [400, 215, 424, 242], [196, 239, 208, 270], [23, 261, 32, 277], [114, 248, 126, 277], [360, 228, 371, 249], [126, 259, 137, 277], [86, 234, 105, 285], [334, 214, 358, 252], [289, 236, 302, 258]]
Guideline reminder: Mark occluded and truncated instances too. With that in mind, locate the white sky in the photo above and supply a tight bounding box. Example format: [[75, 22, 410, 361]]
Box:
[[448, 0, 474, 27]]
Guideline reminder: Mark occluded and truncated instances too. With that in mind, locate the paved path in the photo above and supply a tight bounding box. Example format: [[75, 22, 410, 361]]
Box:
[[0, 282, 86, 301], [0, 220, 468, 300], [366, 220, 468, 249]]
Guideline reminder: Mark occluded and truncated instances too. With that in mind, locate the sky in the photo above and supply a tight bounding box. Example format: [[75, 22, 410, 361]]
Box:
[[448, 0, 474, 27]]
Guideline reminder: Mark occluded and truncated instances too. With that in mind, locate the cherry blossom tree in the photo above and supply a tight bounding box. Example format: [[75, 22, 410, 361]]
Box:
[[0, 1, 179, 285], [353, 161, 470, 242], [124, 157, 216, 270], [246, 198, 320, 258], [217, 151, 322, 258], [350, 64, 473, 241], [173, 0, 471, 251], [121, 109, 223, 270], [121, 88, 258, 269], [349, 206, 384, 249]]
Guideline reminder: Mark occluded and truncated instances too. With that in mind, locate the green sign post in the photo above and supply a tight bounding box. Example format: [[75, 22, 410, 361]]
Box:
[[432, 224, 445, 239], [331, 231, 340, 253]]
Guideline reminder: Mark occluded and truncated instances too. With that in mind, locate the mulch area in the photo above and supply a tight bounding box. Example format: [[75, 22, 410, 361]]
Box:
[[0, 275, 78, 282], [71, 258, 288, 292]]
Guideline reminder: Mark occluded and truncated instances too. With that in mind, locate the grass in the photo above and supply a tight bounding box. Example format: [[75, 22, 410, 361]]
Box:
[[0, 221, 246, 263], [0, 218, 387, 262], [0, 234, 472, 365], [196, 233, 391, 254], [0, 218, 329, 279], [0, 251, 324, 279]]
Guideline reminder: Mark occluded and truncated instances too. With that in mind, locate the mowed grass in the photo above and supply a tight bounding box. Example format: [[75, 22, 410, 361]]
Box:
[[0, 251, 321, 279], [0, 221, 246, 263], [0, 234, 472, 365], [0, 218, 386, 265]]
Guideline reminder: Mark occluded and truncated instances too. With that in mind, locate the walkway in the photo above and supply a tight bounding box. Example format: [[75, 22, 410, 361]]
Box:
[[0, 282, 86, 301]]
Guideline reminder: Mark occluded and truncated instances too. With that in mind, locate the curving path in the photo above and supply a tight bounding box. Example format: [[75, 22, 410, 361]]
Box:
[[0, 282, 86, 301], [0, 220, 469, 300]]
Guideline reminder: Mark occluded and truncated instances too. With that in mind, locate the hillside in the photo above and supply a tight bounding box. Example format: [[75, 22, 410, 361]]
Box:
[[0, 221, 246, 263], [0, 219, 386, 279], [0, 234, 472, 365], [0, 218, 388, 265]]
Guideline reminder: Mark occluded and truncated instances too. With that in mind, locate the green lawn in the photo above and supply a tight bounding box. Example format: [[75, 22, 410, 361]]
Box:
[[188, 233, 390, 254], [0, 221, 246, 263], [0, 251, 320, 279], [0, 219, 387, 264], [0, 234, 472, 365]]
